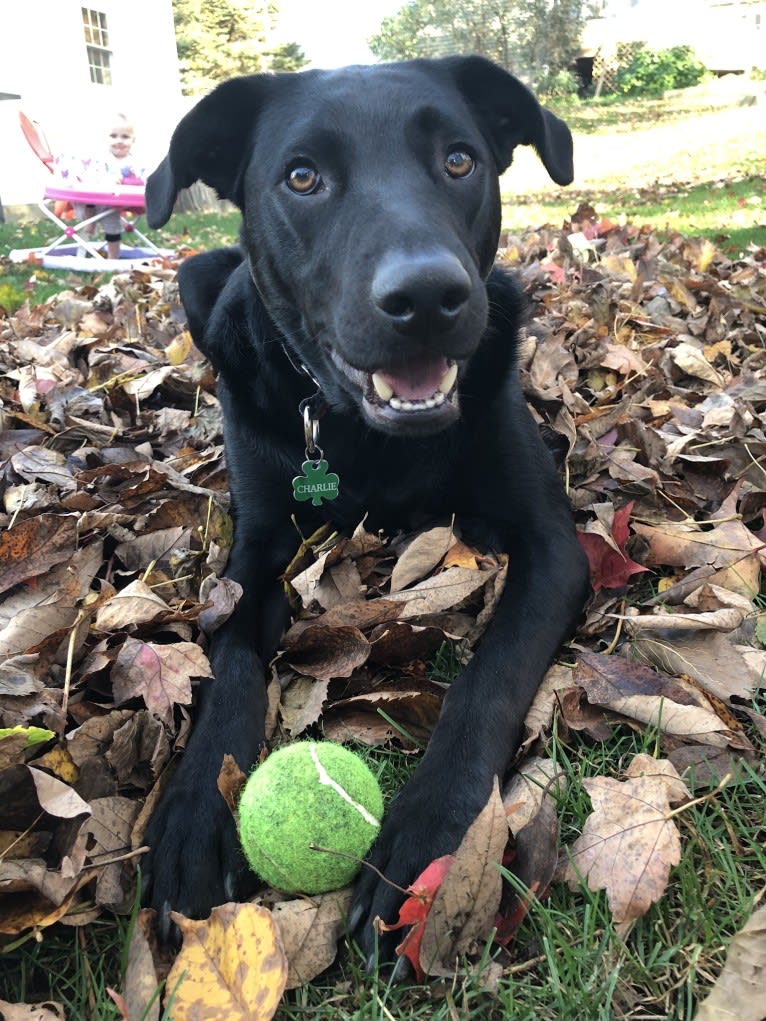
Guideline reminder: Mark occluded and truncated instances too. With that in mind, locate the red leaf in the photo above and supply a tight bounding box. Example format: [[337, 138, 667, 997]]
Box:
[[577, 501, 648, 591], [377, 854, 454, 981]]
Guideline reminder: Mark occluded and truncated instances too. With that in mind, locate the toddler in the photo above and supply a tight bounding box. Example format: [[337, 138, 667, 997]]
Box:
[[70, 114, 145, 259]]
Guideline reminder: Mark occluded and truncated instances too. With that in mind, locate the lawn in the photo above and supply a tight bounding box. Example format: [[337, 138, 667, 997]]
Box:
[[1, 83, 765, 1021]]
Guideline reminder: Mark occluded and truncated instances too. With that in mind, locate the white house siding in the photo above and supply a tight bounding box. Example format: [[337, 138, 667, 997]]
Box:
[[1, 0, 183, 216]]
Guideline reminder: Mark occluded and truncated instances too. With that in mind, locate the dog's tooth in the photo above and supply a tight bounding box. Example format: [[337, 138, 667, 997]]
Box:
[[425, 397, 436, 409], [372, 372, 394, 401], [439, 362, 458, 395], [389, 397, 403, 410], [401, 400, 416, 411], [434, 391, 446, 405]]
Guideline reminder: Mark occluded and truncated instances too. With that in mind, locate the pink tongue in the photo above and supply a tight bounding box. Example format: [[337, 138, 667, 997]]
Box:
[[378, 356, 448, 400]]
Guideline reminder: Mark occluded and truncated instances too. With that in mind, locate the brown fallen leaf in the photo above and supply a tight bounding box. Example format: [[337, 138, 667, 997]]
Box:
[[272, 887, 353, 989], [289, 551, 363, 611], [387, 565, 496, 619], [122, 907, 161, 1021], [418, 777, 508, 977], [94, 579, 173, 631], [321, 687, 443, 748], [278, 675, 330, 737], [167, 903, 288, 1020], [694, 902, 766, 1021], [564, 754, 690, 936], [500, 758, 563, 939], [573, 650, 748, 749], [632, 519, 763, 598], [111, 637, 212, 724], [389, 525, 455, 592], [278, 625, 370, 682], [0, 513, 78, 596], [630, 630, 764, 705]]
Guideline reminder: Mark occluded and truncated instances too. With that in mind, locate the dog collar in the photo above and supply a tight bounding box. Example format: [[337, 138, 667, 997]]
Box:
[[282, 345, 340, 508]]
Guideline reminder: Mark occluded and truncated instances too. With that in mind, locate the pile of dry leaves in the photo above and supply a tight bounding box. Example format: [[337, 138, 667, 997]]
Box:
[[1, 208, 765, 1019]]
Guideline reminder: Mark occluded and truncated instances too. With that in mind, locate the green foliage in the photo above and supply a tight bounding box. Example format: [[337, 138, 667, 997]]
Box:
[[537, 68, 581, 101], [171, 0, 307, 95], [369, 0, 591, 84], [615, 44, 708, 98]]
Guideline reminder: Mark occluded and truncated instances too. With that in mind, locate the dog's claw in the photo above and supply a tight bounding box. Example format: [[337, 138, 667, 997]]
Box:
[[347, 901, 364, 935], [392, 954, 413, 984]]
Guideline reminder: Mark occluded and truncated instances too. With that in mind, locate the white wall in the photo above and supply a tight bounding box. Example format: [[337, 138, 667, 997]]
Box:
[[1, 0, 184, 213]]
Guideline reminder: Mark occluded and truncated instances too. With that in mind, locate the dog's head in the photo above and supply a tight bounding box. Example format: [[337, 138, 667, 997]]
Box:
[[148, 57, 572, 436]]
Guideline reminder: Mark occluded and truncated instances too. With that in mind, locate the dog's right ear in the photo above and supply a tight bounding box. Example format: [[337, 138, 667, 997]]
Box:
[[146, 76, 275, 228]]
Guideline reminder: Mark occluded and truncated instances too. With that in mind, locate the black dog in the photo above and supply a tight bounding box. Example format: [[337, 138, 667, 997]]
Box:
[[142, 55, 588, 961]]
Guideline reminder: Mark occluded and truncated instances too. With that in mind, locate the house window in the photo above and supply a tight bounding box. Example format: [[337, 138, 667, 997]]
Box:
[[82, 7, 112, 85]]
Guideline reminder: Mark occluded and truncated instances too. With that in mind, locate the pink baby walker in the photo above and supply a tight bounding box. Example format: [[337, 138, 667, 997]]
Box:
[[10, 112, 172, 271]]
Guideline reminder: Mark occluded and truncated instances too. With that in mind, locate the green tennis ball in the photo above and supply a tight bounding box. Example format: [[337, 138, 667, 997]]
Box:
[[238, 741, 384, 894]]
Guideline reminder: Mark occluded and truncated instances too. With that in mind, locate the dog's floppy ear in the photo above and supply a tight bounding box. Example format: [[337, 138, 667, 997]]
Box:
[[145, 76, 275, 228], [442, 55, 574, 185]]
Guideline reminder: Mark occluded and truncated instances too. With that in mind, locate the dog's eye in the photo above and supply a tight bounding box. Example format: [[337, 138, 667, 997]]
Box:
[[444, 150, 475, 179], [286, 163, 321, 194]]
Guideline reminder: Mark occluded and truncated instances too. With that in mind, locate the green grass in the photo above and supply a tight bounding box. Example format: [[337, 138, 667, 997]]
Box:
[[501, 163, 766, 255], [2, 915, 130, 1018], [0, 210, 241, 311], [4, 714, 762, 1020]]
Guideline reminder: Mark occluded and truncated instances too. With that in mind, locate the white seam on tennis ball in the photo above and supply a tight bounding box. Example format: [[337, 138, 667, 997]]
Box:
[[309, 744, 380, 828]]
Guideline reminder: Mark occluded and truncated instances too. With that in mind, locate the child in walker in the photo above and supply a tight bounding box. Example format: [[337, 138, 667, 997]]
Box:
[[58, 114, 145, 259]]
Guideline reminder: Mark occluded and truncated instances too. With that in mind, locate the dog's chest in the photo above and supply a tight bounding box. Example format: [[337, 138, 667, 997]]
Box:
[[317, 422, 462, 534]]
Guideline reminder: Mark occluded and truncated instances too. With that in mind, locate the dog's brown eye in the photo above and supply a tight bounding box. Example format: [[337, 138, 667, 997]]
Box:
[[445, 150, 475, 179], [287, 164, 321, 194]]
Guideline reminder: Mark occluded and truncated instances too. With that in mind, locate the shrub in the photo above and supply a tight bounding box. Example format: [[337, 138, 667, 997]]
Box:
[[537, 68, 581, 101], [615, 44, 708, 97]]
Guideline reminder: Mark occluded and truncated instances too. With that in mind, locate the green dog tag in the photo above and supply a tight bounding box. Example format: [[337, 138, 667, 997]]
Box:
[[292, 459, 340, 506]]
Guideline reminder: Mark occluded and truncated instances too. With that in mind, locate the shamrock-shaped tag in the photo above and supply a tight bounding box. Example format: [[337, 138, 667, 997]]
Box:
[[292, 459, 340, 506]]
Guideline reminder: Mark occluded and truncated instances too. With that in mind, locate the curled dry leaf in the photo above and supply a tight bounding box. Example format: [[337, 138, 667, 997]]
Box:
[[167, 903, 288, 1021], [94, 579, 173, 631], [278, 624, 370, 682], [389, 525, 455, 592], [499, 758, 563, 941], [419, 777, 509, 977], [122, 908, 161, 1021], [573, 651, 750, 750], [631, 518, 763, 598]]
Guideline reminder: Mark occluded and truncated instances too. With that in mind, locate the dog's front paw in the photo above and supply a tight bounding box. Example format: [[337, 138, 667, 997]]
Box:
[[349, 774, 489, 965], [141, 762, 255, 942]]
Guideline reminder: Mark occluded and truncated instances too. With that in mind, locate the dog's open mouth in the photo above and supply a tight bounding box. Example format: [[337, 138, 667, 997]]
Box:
[[331, 351, 460, 432]]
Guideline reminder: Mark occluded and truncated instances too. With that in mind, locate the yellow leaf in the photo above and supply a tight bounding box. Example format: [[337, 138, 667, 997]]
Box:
[[165, 329, 194, 366], [34, 746, 79, 784], [695, 238, 717, 273], [166, 903, 287, 1020]]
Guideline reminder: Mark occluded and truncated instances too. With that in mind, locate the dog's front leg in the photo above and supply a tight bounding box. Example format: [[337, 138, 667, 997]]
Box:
[[351, 513, 588, 962], [142, 524, 295, 936]]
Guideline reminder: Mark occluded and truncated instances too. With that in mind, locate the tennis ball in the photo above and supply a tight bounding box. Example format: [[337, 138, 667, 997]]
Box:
[[238, 741, 384, 894]]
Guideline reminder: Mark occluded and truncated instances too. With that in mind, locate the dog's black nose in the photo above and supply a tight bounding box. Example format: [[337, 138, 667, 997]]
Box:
[[372, 252, 471, 335]]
